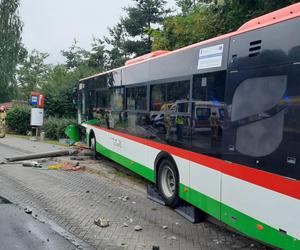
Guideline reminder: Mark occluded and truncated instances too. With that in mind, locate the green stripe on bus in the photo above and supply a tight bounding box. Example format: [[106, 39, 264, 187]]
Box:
[[95, 141, 300, 250], [179, 184, 221, 219], [96, 142, 155, 182], [221, 203, 300, 250], [180, 185, 300, 250]]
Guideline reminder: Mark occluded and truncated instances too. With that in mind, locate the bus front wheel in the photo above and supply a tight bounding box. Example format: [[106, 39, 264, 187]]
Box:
[[90, 136, 97, 160], [157, 159, 179, 208]]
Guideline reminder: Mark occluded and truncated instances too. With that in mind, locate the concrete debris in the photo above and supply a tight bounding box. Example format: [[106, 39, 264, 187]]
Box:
[[70, 156, 90, 161], [118, 195, 129, 201], [22, 161, 42, 168], [169, 236, 176, 240], [122, 223, 129, 227], [134, 225, 142, 231], [122, 196, 129, 201], [212, 239, 223, 244], [124, 216, 133, 224], [77, 149, 93, 156], [24, 208, 32, 214], [94, 218, 110, 228], [61, 162, 83, 171], [132, 201, 136, 204], [162, 225, 168, 229]]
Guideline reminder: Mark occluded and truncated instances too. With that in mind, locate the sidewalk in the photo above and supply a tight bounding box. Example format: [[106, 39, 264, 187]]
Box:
[[0, 135, 65, 155]]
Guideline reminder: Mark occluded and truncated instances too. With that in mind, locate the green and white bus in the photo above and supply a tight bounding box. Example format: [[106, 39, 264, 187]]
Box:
[[75, 3, 300, 249]]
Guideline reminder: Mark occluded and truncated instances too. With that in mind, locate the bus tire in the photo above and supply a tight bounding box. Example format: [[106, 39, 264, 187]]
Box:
[[157, 159, 179, 208], [90, 135, 97, 160]]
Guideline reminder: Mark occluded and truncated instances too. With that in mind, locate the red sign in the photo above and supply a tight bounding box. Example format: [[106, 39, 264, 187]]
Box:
[[31, 92, 45, 108]]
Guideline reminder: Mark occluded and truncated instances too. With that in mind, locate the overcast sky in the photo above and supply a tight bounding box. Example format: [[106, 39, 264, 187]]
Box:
[[19, 0, 176, 64]]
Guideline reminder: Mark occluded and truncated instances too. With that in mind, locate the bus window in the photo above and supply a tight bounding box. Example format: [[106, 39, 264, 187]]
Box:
[[96, 88, 111, 109], [193, 71, 225, 102], [110, 87, 124, 111], [126, 85, 147, 111], [150, 80, 189, 111]]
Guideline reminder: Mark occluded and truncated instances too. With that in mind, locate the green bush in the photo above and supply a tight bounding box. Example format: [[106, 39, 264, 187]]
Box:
[[43, 116, 76, 140], [7, 105, 31, 135]]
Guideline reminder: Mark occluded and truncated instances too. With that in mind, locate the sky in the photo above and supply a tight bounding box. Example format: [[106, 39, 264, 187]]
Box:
[[19, 0, 176, 64]]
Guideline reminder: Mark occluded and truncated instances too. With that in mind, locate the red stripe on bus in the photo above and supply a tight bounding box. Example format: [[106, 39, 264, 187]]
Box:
[[93, 126, 300, 200]]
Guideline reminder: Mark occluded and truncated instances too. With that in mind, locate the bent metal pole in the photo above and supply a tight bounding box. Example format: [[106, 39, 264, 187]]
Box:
[[4, 149, 78, 163]]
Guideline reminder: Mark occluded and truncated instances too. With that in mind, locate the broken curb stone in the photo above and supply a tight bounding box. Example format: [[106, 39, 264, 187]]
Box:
[[24, 208, 32, 214], [134, 225, 142, 231], [94, 218, 110, 228]]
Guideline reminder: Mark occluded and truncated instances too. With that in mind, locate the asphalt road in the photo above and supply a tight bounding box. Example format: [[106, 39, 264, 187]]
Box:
[[0, 202, 77, 250]]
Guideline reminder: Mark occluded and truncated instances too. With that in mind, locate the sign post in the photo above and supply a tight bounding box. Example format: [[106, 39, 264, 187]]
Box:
[[30, 92, 45, 141]]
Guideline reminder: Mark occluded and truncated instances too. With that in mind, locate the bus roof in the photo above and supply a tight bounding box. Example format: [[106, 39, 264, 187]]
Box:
[[80, 3, 300, 83]]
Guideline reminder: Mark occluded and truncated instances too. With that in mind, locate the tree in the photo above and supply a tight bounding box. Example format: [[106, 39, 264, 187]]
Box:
[[61, 39, 89, 70], [87, 38, 107, 71], [104, 22, 129, 69], [42, 65, 78, 117], [122, 0, 170, 57], [152, 0, 299, 51], [0, 0, 23, 102], [152, 3, 219, 50], [17, 50, 50, 99]]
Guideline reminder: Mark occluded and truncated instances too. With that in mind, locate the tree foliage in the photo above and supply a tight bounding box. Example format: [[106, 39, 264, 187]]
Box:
[[104, 23, 128, 69], [17, 50, 50, 99], [6, 104, 31, 135], [101, 0, 170, 69], [152, 0, 299, 51], [0, 0, 23, 102]]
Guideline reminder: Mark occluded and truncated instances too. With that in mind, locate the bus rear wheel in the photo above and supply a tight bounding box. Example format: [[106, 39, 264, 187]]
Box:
[[157, 159, 179, 208]]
